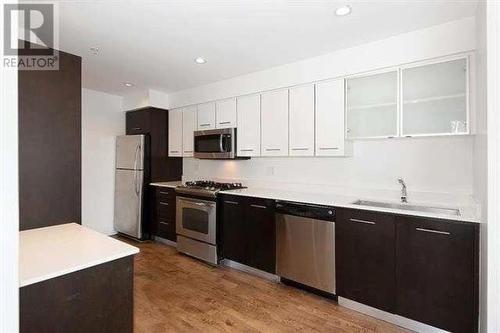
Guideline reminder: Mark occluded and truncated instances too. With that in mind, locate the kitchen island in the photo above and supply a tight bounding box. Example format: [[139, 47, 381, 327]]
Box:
[[19, 223, 139, 333]]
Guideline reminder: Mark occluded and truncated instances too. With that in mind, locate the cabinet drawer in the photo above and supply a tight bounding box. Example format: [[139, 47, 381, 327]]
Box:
[[156, 187, 175, 202], [157, 199, 175, 218], [156, 218, 176, 241]]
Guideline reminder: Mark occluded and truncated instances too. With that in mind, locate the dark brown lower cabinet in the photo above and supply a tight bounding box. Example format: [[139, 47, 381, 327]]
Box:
[[336, 209, 396, 312], [246, 197, 276, 273], [151, 186, 176, 241], [20, 256, 134, 333], [220, 195, 276, 273], [336, 208, 479, 332], [220, 195, 247, 264], [396, 216, 479, 333]]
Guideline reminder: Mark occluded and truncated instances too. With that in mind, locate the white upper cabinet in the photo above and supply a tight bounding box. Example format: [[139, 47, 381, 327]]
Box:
[[346, 70, 399, 139], [401, 57, 468, 136], [315, 79, 346, 156], [261, 89, 289, 156], [197, 102, 216, 130], [182, 106, 197, 157], [216, 98, 237, 129], [236, 94, 261, 157], [289, 85, 315, 156], [168, 108, 183, 157]]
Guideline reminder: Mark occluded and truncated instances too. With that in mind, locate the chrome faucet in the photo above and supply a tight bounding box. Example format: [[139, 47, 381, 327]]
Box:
[[398, 177, 407, 203]]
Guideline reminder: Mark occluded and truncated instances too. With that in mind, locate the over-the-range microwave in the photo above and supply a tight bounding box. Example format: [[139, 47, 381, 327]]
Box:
[[193, 128, 249, 160]]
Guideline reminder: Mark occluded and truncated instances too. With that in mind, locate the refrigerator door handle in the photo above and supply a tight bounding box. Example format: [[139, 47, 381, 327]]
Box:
[[133, 144, 141, 195], [133, 144, 140, 171]]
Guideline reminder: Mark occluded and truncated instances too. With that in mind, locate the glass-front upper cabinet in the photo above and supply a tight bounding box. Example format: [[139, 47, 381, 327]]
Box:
[[401, 57, 468, 136], [346, 70, 399, 139]]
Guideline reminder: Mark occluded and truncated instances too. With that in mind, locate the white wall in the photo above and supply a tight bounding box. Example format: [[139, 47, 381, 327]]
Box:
[[166, 17, 475, 108], [121, 89, 170, 111], [475, 1, 488, 331], [82, 89, 124, 235], [487, 1, 500, 332], [184, 136, 474, 201], [167, 17, 477, 204], [122, 89, 149, 110]]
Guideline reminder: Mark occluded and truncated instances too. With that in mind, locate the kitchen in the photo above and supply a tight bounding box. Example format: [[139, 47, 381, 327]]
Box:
[[1, 1, 499, 333]]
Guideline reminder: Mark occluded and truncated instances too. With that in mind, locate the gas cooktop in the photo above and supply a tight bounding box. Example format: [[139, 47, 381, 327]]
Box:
[[175, 180, 246, 198]]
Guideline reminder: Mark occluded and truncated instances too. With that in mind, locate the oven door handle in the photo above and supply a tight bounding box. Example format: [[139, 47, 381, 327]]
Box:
[[177, 197, 216, 209]]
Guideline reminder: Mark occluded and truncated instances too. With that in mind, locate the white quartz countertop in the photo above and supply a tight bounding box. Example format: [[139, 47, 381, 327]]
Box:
[[150, 180, 480, 223], [150, 181, 183, 188], [219, 187, 481, 224], [20, 223, 139, 287]]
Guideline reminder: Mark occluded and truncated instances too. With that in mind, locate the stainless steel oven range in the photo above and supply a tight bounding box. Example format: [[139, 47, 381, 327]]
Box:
[[175, 181, 245, 265]]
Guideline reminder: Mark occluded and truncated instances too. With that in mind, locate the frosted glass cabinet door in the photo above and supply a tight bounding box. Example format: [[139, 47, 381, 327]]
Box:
[[401, 58, 468, 136], [346, 71, 399, 139]]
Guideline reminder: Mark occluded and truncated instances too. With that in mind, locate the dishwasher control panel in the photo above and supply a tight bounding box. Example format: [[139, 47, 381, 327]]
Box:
[[275, 201, 335, 221]]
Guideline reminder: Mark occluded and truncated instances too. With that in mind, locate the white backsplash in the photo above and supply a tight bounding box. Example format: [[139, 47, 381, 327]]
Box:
[[182, 136, 475, 204]]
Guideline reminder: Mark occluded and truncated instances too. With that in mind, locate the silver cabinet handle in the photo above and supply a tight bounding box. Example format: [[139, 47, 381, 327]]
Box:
[[219, 121, 231, 125], [349, 218, 376, 225], [159, 221, 170, 226], [416, 228, 450, 235], [199, 123, 211, 127], [170, 150, 179, 153], [319, 147, 339, 150], [250, 204, 267, 209], [291, 148, 309, 151], [183, 150, 193, 153], [159, 191, 169, 195], [132, 127, 142, 131], [159, 202, 169, 206], [265, 148, 281, 151], [224, 200, 239, 205], [240, 149, 254, 152]]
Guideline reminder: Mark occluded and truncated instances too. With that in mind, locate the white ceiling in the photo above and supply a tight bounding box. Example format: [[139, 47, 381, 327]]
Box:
[[54, 0, 478, 96]]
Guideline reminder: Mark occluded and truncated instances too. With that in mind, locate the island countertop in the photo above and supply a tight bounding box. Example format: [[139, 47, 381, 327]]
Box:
[[20, 223, 139, 287]]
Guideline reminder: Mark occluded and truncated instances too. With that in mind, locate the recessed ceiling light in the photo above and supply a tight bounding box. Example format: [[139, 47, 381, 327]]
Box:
[[195, 57, 206, 64], [335, 5, 352, 16], [124, 82, 133, 87]]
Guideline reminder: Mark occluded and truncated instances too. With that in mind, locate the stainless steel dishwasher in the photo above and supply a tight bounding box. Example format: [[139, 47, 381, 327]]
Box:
[[276, 201, 336, 295]]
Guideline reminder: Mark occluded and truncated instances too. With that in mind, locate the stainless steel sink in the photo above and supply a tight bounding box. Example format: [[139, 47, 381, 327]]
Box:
[[352, 200, 460, 216]]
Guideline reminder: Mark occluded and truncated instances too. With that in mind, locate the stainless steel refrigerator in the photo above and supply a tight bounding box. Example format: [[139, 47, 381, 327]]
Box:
[[113, 135, 146, 239]]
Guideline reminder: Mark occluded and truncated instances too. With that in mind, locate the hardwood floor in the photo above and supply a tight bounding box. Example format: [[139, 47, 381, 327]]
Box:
[[129, 239, 410, 333]]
